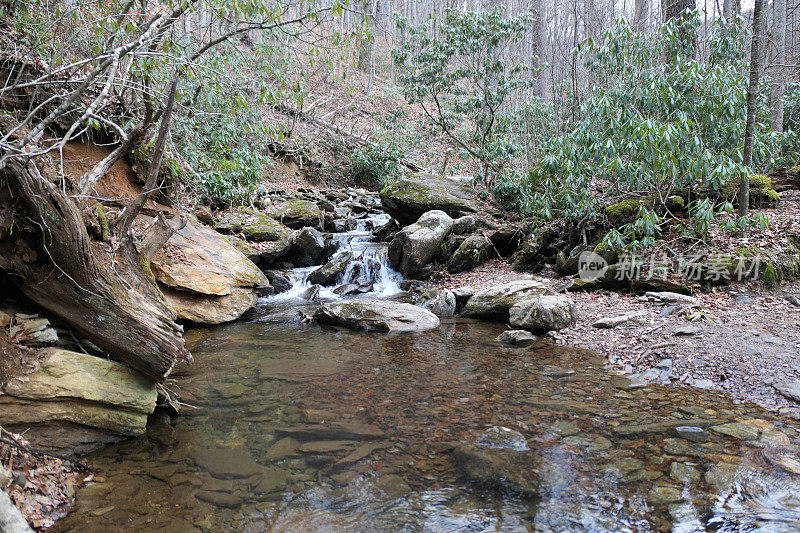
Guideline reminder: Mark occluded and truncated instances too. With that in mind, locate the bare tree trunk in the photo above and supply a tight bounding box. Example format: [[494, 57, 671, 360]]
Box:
[[723, 0, 741, 21], [634, 0, 650, 31], [770, 0, 787, 133], [739, 0, 766, 218], [662, 0, 696, 59], [531, 0, 546, 98]]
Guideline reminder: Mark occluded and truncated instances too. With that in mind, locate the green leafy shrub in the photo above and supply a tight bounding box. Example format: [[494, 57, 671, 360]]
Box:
[[172, 43, 304, 205], [513, 13, 797, 246], [392, 7, 537, 182], [349, 144, 403, 189]]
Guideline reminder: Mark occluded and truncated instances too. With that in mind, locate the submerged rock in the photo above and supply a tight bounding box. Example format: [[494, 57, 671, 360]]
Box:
[[475, 426, 529, 451], [314, 298, 440, 333], [0, 348, 157, 454], [388, 210, 454, 276], [461, 280, 549, 321], [192, 445, 262, 478], [379, 174, 477, 225], [453, 439, 538, 496]]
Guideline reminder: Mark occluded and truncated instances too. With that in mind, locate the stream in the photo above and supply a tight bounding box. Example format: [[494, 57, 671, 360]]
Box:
[[59, 214, 800, 532]]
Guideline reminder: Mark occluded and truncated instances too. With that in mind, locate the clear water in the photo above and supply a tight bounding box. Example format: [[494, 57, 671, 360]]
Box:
[[61, 302, 800, 532]]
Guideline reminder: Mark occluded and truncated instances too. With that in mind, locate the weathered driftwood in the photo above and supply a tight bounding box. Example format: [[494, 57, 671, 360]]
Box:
[[0, 157, 190, 381]]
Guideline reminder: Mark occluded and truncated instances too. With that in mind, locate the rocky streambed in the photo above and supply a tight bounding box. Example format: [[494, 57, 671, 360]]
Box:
[[3, 173, 800, 531], [56, 311, 800, 532]]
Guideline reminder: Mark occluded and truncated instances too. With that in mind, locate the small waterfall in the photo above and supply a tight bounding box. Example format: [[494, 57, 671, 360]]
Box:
[[263, 213, 402, 304]]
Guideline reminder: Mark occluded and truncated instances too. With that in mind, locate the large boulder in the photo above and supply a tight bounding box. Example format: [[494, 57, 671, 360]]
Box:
[[224, 234, 262, 264], [308, 250, 353, 285], [388, 210, 454, 277], [509, 295, 576, 332], [489, 224, 527, 256], [286, 227, 326, 267], [159, 286, 258, 324], [447, 234, 494, 274], [314, 299, 440, 333], [461, 280, 549, 321], [214, 208, 292, 243], [150, 219, 268, 324], [380, 174, 478, 225], [0, 348, 157, 454], [274, 200, 323, 230]]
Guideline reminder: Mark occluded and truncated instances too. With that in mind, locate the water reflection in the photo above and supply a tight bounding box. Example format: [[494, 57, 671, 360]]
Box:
[[61, 304, 800, 532]]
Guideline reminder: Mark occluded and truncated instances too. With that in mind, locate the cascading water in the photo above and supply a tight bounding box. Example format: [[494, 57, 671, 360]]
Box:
[[263, 212, 402, 304]]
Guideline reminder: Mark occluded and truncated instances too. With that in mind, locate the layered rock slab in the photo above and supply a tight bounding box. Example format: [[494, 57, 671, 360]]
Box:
[[150, 219, 267, 323], [0, 348, 157, 453], [314, 299, 440, 333]]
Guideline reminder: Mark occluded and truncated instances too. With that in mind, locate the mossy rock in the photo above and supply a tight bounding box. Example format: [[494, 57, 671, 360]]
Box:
[[380, 174, 477, 225], [604, 196, 659, 226], [447, 234, 494, 274], [510, 241, 544, 272], [592, 241, 619, 266], [224, 235, 262, 264], [215, 208, 292, 243], [721, 174, 780, 207], [274, 200, 323, 230]]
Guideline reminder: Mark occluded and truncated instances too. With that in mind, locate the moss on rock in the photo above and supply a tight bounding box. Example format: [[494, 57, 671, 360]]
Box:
[[722, 174, 780, 207], [274, 200, 323, 230], [379, 174, 477, 225], [215, 208, 292, 243]]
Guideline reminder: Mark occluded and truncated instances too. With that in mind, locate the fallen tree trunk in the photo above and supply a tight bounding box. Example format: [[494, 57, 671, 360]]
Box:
[[271, 102, 427, 173], [0, 157, 189, 382], [768, 166, 800, 192]]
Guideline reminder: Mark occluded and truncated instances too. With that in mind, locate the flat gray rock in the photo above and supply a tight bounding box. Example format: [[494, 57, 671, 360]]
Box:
[[673, 325, 701, 336], [461, 280, 548, 321], [645, 291, 699, 307], [592, 311, 647, 329], [774, 380, 800, 403], [0, 490, 33, 533], [496, 330, 540, 346], [509, 295, 576, 332], [315, 298, 440, 333]]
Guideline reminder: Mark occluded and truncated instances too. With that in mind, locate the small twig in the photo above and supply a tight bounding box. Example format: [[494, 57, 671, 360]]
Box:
[[67, 328, 91, 356], [638, 322, 669, 337]]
